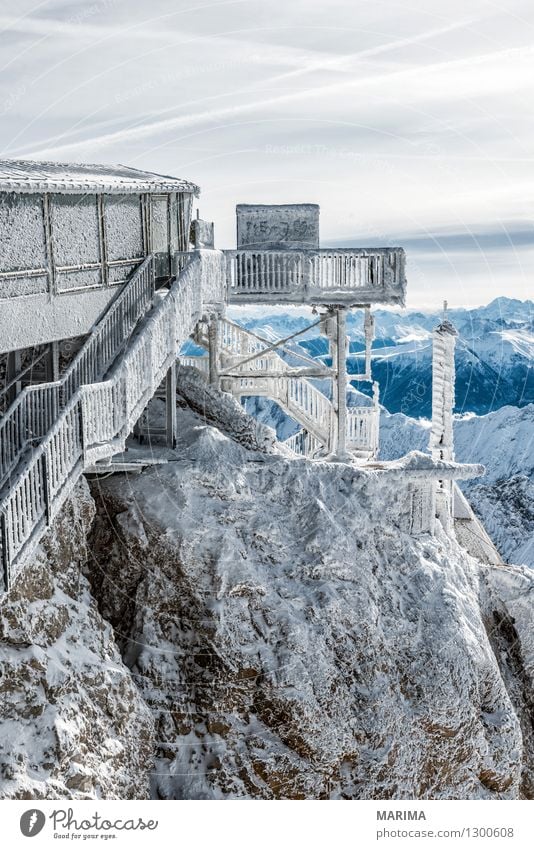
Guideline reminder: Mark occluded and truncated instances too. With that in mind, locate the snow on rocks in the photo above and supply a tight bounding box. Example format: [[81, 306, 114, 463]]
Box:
[[88, 401, 528, 799], [480, 562, 534, 796], [0, 478, 155, 799], [0, 377, 531, 800], [176, 364, 278, 454]]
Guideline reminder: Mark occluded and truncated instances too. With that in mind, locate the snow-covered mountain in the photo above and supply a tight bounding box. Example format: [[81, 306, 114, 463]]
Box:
[[234, 297, 533, 417], [4, 379, 533, 800], [380, 404, 534, 482], [1, 365, 533, 800]]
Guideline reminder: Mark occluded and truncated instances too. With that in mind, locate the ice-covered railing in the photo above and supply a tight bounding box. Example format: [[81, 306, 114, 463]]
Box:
[[283, 378, 331, 444], [225, 248, 406, 306], [284, 400, 379, 460], [346, 383, 380, 456], [346, 407, 379, 455], [209, 318, 330, 444], [283, 429, 323, 459], [180, 354, 209, 373], [0, 257, 155, 489], [0, 250, 226, 593]]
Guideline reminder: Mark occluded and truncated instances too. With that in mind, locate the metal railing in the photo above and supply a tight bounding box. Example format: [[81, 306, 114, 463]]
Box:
[[283, 430, 323, 458], [180, 355, 209, 374], [225, 248, 406, 305], [0, 256, 155, 489], [284, 378, 331, 444], [347, 383, 380, 456], [0, 250, 226, 593], [347, 407, 379, 454]]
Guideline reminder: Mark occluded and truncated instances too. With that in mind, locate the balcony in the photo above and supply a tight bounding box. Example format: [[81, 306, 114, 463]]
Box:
[[225, 247, 406, 307]]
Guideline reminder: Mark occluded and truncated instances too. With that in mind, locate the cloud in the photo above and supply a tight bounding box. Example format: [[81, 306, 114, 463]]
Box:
[[0, 0, 532, 305]]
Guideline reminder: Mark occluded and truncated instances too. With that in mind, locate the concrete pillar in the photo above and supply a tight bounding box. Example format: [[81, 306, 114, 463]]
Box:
[[44, 341, 60, 382], [326, 307, 350, 461], [335, 308, 348, 460], [327, 311, 338, 454], [165, 361, 177, 449], [208, 315, 219, 387]]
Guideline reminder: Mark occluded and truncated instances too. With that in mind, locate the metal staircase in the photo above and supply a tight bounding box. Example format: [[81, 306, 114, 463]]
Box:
[[0, 258, 156, 492], [186, 317, 379, 459], [0, 250, 226, 592]]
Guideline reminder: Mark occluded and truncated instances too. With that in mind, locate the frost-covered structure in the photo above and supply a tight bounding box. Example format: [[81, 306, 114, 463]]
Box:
[[0, 160, 198, 352], [429, 312, 458, 465], [0, 164, 494, 610], [0, 160, 529, 799]]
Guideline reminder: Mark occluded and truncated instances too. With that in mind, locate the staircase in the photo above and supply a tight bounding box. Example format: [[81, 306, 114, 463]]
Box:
[[190, 318, 379, 459], [0, 258, 156, 492], [0, 250, 226, 593]]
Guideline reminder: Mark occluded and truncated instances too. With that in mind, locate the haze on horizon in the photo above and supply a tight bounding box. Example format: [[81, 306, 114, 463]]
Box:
[[0, 0, 533, 308]]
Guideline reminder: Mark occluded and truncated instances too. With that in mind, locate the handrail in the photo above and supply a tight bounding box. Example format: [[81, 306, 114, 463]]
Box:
[[0, 250, 226, 593], [0, 256, 155, 490], [283, 430, 323, 458]]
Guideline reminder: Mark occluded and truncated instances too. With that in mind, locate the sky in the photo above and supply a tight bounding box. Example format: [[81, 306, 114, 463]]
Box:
[[0, 0, 533, 307]]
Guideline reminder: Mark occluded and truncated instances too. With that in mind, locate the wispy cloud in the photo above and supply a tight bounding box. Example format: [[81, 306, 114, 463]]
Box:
[[0, 0, 532, 305]]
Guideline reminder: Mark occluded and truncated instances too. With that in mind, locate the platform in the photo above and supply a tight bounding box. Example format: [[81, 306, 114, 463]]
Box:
[[225, 247, 406, 306]]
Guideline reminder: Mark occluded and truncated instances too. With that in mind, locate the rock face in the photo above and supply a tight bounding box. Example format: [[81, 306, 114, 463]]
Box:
[[1, 389, 532, 800], [0, 478, 155, 799], [87, 405, 532, 800], [480, 563, 534, 798]]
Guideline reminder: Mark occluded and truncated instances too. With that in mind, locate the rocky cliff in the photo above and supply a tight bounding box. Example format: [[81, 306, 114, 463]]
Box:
[[0, 478, 154, 799], [1, 378, 533, 800]]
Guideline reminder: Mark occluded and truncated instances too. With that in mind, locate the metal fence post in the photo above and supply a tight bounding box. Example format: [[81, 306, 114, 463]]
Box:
[[78, 400, 85, 458], [41, 453, 51, 525], [0, 510, 10, 593], [166, 362, 177, 449]]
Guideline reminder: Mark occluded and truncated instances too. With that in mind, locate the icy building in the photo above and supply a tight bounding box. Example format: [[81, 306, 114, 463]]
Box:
[[0, 160, 197, 360], [0, 161, 494, 594]]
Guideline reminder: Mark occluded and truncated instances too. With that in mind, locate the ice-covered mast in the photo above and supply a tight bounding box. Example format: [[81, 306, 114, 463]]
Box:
[[429, 301, 457, 462], [429, 301, 458, 529]]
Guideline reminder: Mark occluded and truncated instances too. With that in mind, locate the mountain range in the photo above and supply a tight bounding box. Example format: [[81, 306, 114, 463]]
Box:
[[236, 297, 533, 417]]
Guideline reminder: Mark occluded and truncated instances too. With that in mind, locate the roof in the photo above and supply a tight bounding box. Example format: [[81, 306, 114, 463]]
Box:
[[0, 159, 199, 196], [236, 203, 319, 210]]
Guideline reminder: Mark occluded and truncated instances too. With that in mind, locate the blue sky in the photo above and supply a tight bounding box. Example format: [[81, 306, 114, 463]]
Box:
[[0, 0, 533, 307]]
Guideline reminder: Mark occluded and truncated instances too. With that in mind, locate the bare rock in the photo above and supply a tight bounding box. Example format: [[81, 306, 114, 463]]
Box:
[[0, 478, 155, 800]]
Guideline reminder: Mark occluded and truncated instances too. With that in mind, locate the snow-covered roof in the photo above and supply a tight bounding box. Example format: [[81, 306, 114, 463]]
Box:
[[0, 159, 199, 196]]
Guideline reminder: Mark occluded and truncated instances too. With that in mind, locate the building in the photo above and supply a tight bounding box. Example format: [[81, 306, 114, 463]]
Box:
[[0, 160, 198, 360]]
